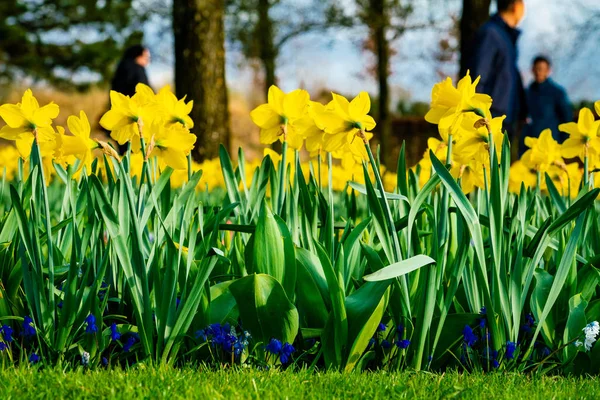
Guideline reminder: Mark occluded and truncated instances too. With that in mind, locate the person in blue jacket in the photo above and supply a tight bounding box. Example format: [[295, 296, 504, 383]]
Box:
[[521, 55, 573, 154], [469, 0, 527, 147]]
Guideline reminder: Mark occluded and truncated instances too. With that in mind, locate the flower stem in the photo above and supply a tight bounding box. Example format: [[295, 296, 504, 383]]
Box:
[[317, 152, 322, 191], [584, 153, 589, 188], [277, 140, 288, 215], [445, 134, 453, 167], [361, 131, 404, 267], [187, 153, 192, 182], [31, 132, 56, 319]]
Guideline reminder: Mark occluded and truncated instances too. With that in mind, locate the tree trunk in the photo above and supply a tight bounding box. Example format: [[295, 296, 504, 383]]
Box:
[[257, 0, 277, 98], [173, 0, 230, 161], [459, 0, 491, 77], [372, 0, 391, 167]]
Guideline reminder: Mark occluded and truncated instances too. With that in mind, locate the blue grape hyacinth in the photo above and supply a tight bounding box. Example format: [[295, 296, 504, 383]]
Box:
[[22, 316, 36, 338], [110, 323, 121, 341], [85, 314, 98, 334], [462, 325, 477, 347], [1, 325, 13, 343]]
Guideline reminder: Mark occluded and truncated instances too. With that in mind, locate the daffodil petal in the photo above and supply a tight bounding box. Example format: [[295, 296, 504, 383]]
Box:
[[0, 104, 28, 128], [348, 92, 371, 122], [267, 86, 285, 116], [250, 104, 280, 129], [282, 89, 309, 120]]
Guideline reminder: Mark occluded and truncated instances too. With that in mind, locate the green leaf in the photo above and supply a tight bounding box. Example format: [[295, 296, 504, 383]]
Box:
[[344, 281, 390, 371], [252, 203, 285, 283], [363, 255, 435, 281], [563, 294, 588, 360], [229, 274, 299, 345]]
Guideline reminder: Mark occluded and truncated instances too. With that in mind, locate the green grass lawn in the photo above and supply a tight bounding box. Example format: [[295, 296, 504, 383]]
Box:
[[2, 367, 600, 399]]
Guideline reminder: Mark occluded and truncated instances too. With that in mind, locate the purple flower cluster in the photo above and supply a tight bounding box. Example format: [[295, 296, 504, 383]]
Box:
[[110, 323, 121, 341], [1, 325, 13, 343], [22, 316, 36, 338], [505, 341, 517, 360], [462, 325, 477, 347], [85, 314, 98, 334], [123, 333, 140, 352], [265, 338, 295, 364], [196, 323, 251, 357]]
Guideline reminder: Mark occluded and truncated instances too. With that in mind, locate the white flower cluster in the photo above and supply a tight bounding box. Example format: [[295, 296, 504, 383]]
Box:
[[82, 351, 90, 366], [575, 321, 599, 351]]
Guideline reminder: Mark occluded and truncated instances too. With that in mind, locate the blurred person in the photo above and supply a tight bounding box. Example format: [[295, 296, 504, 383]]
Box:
[[469, 0, 527, 151], [112, 45, 151, 97], [520, 55, 572, 155], [108, 45, 151, 153]]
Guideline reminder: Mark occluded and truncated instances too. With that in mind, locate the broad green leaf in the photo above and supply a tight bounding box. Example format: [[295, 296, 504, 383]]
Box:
[[229, 273, 299, 345]]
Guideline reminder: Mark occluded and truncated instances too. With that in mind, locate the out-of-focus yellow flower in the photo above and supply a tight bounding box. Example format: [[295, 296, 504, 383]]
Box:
[[0, 145, 21, 180], [521, 129, 563, 173], [559, 107, 600, 165], [314, 92, 376, 152], [454, 112, 505, 166], [60, 111, 99, 173], [264, 147, 296, 176], [425, 72, 492, 143], [250, 85, 309, 149], [595, 101, 600, 118], [0, 89, 59, 158], [157, 85, 194, 128], [198, 158, 225, 192], [383, 171, 397, 192], [543, 163, 582, 198], [508, 161, 536, 194], [129, 152, 144, 181], [168, 158, 224, 191], [412, 137, 448, 188], [147, 122, 196, 170], [99, 84, 158, 149]]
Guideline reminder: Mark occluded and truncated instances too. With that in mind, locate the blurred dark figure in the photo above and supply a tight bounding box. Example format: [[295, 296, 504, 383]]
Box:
[[469, 0, 527, 144], [109, 45, 151, 154], [520, 56, 572, 155], [112, 45, 151, 97]]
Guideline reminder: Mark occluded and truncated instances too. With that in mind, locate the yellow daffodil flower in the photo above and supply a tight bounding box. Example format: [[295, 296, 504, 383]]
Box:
[[412, 137, 448, 187], [99, 84, 158, 149], [451, 156, 486, 194], [508, 161, 536, 194], [294, 101, 328, 156], [521, 129, 563, 173], [129, 152, 145, 181], [453, 112, 505, 166], [0, 89, 59, 158], [314, 92, 376, 152], [148, 123, 196, 170], [425, 72, 492, 143], [157, 85, 194, 128], [543, 163, 582, 198], [250, 85, 309, 149], [0, 145, 22, 181], [332, 130, 373, 170], [559, 107, 600, 164], [60, 111, 99, 173]]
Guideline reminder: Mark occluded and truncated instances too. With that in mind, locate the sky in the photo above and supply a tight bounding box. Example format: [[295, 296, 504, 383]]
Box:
[[145, 0, 600, 105]]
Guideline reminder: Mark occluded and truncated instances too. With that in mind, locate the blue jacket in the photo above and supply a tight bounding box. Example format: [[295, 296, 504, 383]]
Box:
[[469, 14, 526, 126], [524, 78, 572, 142]]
